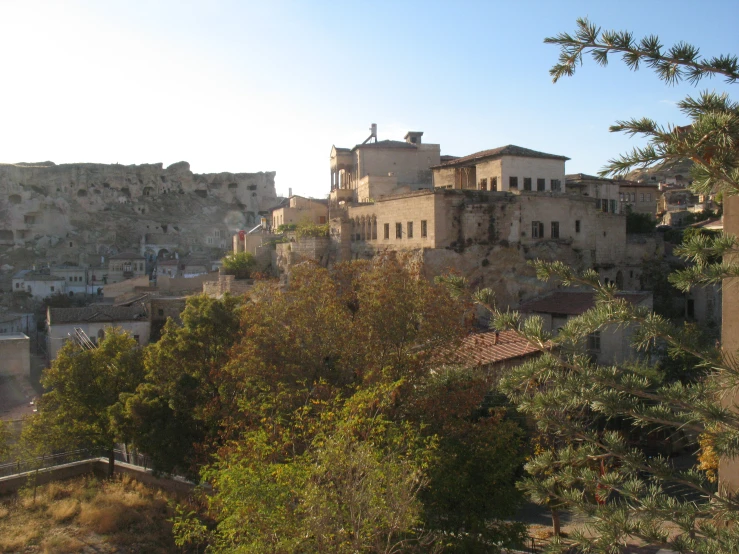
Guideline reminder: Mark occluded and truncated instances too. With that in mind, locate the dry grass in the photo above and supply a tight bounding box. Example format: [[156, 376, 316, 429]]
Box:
[[0, 473, 180, 553]]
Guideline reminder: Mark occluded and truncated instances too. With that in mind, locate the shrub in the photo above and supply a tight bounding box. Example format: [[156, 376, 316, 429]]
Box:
[[221, 251, 256, 279], [295, 222, 329, 238]]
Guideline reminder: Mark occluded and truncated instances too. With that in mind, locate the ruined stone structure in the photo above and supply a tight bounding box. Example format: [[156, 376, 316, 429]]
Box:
[[1, 161, 277, 289]]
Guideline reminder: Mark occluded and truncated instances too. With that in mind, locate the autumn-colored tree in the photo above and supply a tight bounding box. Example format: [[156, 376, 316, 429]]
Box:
[[23, 328, 144, 476]]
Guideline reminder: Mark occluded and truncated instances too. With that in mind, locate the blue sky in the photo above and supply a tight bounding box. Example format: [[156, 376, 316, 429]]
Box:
[[0, 1, 736, 198]]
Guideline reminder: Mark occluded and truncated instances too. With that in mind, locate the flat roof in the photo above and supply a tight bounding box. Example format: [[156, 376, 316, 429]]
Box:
[[0, 333, 29, 340]]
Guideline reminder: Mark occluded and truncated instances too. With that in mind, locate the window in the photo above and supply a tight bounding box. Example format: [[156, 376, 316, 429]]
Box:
[[640, 193, 645, 202], [537, 178, 545, 191], [646, 193, 652, 201], [407, 221, 413, 239], [395, 222, 402, 239], [610, 199, 617, 213], [575, 220, 581, 233], [24, 215, 35, 224], [619, 192, 624, 201], [133, 335, 140, 342], [587, 331, 601, 351], [158, 309, 164, 316], [384, 223, 390, 240], [50, 286, 55, 292], [372, 221, 377, 240], [319, 216, 326, 224], [69, 242, 73, 247], [479, 178, 487, 190], [601, 199, 609, 212], [532, 221, 544, 238], [551, 179, 561, 192], [491, 177, 498, 191], [551, 221, 560, 238], [631, 192, 636, 202], [421, 220, 427, 238], [509, 176, 518, 189], [523, 177, 532, 191]]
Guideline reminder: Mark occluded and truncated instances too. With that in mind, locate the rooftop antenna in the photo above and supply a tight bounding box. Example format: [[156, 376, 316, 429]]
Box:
[[362, 123, 378, 145]]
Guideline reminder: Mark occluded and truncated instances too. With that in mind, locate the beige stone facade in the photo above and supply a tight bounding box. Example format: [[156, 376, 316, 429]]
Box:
[[107, 252, 147, 284], [432, 145, 567, 195], [330, 129, 440, 204], [619, 182, 659, 218], [270, 196, 328, 230]]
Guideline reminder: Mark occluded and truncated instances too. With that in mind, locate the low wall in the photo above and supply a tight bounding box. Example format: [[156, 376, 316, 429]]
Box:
[[0, 458, 196, 496]]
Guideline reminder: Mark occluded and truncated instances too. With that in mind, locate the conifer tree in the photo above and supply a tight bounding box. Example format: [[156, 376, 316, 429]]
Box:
[[459, 20, 739, 553]]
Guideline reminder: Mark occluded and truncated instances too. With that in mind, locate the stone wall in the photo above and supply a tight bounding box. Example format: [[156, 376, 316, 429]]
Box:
[[0, 334, 30, 378]]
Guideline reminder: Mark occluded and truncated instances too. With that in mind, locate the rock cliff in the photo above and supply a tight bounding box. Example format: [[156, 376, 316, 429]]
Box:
[[0, 161, 278, 288]]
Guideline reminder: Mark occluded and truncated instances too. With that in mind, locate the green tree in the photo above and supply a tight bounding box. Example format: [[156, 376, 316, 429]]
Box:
[[23, 328, 144, 476], [221, 251, 256, 279], [120, 294, 243, 477]]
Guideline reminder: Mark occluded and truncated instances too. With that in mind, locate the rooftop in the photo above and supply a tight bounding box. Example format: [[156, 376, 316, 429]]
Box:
[[48, 304, 147, 324], [0, 333, 29, 341], [12, 270, 65, 281], [446, 329, 542, 367], [519, 290, 651, 316], [353, 139, 418, 151], [433, 144, 569, 168], [109, 252, 145, 260]]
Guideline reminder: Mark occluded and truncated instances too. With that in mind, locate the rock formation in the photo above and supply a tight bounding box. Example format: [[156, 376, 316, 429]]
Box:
[[0, 161, 278, 288]]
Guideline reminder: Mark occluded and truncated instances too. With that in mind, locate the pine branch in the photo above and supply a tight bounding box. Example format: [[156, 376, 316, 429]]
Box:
[[545, 18, 739, 85]]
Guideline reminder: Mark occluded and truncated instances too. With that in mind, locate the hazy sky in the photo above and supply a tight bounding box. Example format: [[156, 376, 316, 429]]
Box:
[[0, 1, 736, 198]]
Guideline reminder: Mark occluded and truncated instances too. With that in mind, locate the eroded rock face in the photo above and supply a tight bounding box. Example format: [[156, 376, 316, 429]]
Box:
[[0, 161, 278, 283]]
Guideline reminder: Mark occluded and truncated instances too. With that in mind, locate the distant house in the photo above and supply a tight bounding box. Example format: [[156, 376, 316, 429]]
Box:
[[519, 290, 653, 365], [107, 252, 147, 284], [46, 304, 150, 362], [0, 333, 30, 378], [12, 270, 67, 299], [51, 263, 89, 295]]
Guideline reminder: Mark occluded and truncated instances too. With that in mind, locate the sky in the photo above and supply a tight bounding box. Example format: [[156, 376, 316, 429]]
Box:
[[0, 0, 736, 199]]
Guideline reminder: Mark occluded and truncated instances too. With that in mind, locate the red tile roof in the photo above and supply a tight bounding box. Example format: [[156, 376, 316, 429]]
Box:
[[519, 291, 650, 316], [447, 329, 542, 368]]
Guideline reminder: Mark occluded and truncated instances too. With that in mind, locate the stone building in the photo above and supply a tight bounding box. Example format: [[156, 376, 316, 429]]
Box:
[[12, 270, 67, 299], [432, 145, 567, 194], [51, 263, 90, 295], [107, 252, 147, 284], [565, 173, 622, 214], [46, 304, 150, 362], [269, 196, 328, 231], [619, 181, 660, 217], [519, 290, 653, 366], [330, 127, 440, 204]]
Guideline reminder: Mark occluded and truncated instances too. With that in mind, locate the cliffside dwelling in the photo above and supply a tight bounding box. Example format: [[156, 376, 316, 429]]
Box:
[[107, 252, 147, 284]]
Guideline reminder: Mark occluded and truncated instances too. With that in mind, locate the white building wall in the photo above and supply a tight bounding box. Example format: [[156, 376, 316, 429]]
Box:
[[47, 321, 150, 361]]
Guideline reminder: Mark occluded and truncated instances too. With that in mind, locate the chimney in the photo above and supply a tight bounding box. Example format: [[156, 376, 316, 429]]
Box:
[[404, 131, 423, 145], [289, 187, 292, 198], [494, 330, 500, 345]]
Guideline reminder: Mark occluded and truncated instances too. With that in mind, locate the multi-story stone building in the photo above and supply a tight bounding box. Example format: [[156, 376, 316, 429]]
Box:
[[12, 270, 67, 299], [330, 127, 440, 204], [619, 181, 660, 218], [269, 195, 328, 231]]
